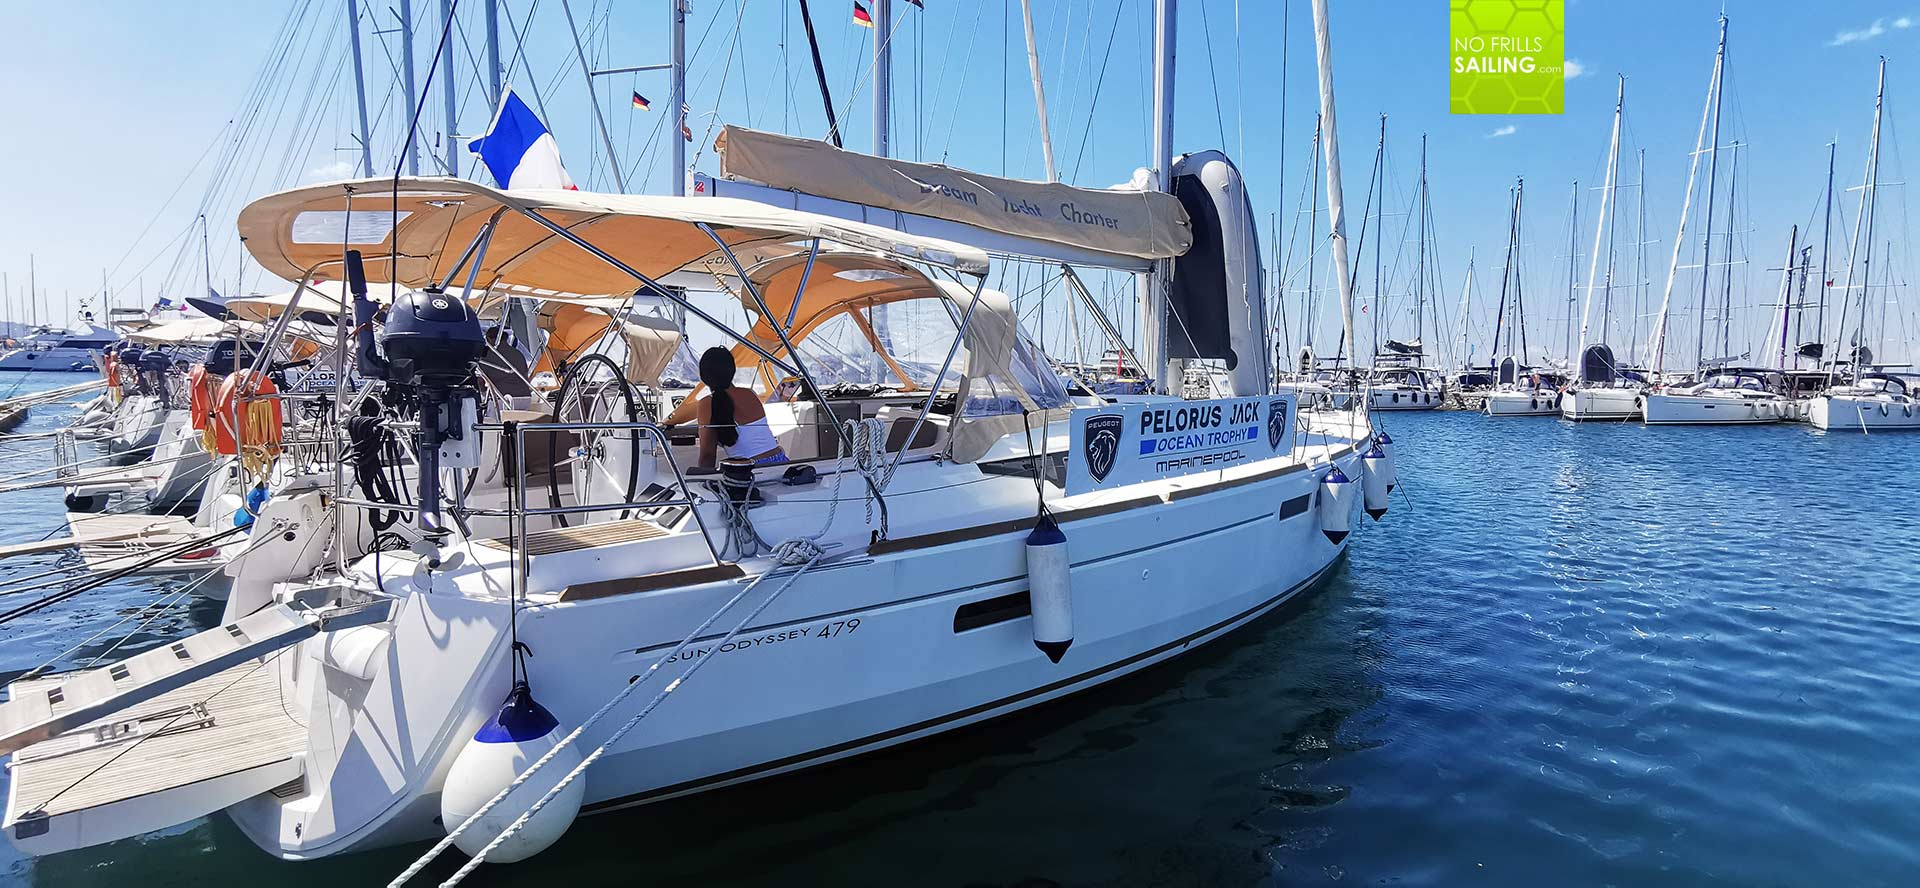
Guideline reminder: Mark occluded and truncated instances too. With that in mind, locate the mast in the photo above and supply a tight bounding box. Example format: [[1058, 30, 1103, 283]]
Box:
[[1718, 145, 1739, 361], [671, 0, 687, 194], [1368, 115, 1385, 362], [1415, 133, 1428, 346], [1514, 178, 1528, 363], [1456, 246, 1474, 373], [1815, 141, 1834, 351], [1576, 75, 1624, 374], [1649, 16, 1723, 378], [1310, 0, 1358, 375], [1835, 57, 1886, 383], [483, 0, 502, 106], [400, 0, 421, 176], [1492, 179, 1521, 361], [1564, 180, 1578, 364], [347, 0, 376, 176], [871, 0, 894, 377], [439, 0, 459, 177], [1775, 225, 1799, 369], [875, 0, 893, 158], [201, 215, 213, 301], [1304, 115, 1321, 355], [1141, 0, 1176, 391], [1632, 147, 1646, 365], [1694, 15, 1728, 372], [1018, 0, 1055, 178]]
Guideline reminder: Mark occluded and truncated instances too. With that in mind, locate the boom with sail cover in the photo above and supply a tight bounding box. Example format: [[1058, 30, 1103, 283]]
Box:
[[715, 126, 1192, 261]]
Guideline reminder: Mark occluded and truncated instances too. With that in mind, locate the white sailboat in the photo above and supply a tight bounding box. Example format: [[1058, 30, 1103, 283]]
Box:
[[1809, 57, 1920, 431], [1560, 75, 1642, 421], [0, 0, 1387, 869], [1481, 177, 1561, 416], [1639, 18, 1789, 425]]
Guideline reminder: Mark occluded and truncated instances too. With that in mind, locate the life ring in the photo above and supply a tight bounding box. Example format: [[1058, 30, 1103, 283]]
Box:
[[186, 365, 219, 431], [212, 369, 283, 475]]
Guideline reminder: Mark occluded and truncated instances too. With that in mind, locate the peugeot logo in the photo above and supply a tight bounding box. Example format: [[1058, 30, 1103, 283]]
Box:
[[1267, 398, 1288, 451], [1083, 414, 1122, 483]]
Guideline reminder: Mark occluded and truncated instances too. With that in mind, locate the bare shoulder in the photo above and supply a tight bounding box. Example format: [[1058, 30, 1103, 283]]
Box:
[[731, 388, 768, 421]]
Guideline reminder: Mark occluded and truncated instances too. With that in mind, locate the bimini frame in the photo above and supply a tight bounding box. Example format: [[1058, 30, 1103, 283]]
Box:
[[239, 178, 997, 544]]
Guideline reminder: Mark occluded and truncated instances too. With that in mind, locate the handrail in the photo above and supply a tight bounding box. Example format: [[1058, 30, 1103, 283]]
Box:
[[503, 419, 723, 607]]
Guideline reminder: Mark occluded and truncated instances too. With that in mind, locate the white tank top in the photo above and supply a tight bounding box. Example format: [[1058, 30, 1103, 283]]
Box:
[[726, 416, 780, 457]]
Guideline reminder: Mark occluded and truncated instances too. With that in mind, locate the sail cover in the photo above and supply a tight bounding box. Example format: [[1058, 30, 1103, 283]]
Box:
[[716, 126, 1192, 260]]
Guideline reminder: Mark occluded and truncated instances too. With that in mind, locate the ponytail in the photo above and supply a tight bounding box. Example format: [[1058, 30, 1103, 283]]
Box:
[[699, 347, 739, 447]]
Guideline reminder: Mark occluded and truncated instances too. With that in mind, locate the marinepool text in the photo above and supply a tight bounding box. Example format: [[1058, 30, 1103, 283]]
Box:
[[1066, 395, 1297, 495]]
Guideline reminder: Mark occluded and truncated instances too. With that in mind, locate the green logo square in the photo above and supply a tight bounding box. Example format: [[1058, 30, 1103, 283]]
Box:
[[1450, 0, 1565, 114]]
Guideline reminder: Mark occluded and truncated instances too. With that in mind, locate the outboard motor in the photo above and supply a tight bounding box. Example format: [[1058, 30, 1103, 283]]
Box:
[[202, 339, 243, 376], [116, 346, 146, 394], [137, 349, 172, 402], [345, 250, 486, 535]]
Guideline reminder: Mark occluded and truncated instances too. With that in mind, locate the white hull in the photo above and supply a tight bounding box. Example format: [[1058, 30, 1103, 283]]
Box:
[[0, 347, 100, 372], [1483, 390, 1558, 416], [229, 439, 1365, 858], [1559, 387, 1640, 421], [1808, 394, 1920, 431], [1639, 392, 1787, 425], [1367, 386, 1442, 411]]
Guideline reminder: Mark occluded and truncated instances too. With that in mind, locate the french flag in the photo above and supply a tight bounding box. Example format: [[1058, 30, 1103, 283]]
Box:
[[468, 87, 578, 190]]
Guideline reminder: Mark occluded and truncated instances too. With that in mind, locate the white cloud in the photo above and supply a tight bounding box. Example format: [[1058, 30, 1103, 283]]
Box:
[[305, 159, 356, 182], [1487, 125, 1517, 139], [1831, 18, 1891, 46], [1898, 16, 1915, 28], [1563, 58, 1586, 80]]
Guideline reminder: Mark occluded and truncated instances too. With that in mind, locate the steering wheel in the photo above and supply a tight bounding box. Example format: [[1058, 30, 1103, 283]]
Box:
[[547, 353, 648, 527]]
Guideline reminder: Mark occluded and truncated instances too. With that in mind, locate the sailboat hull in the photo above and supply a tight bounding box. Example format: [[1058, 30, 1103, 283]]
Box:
[[1559, 387, 1640, 421], [1639, 392, 1787, 425], [200, 440, 1372, 860], [1808, 394, 1920, 430], [1484, 389, 1558, 416]]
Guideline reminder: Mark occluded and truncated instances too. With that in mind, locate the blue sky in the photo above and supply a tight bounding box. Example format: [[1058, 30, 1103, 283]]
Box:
[[0, 0, 1914, 365]]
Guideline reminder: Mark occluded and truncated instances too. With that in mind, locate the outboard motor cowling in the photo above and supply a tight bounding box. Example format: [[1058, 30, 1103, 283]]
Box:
[[381, 287, 487, 388]]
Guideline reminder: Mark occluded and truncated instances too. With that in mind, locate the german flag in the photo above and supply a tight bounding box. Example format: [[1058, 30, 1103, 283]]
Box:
[[852, 2, 874, 27], [631, 91, 650, 110]]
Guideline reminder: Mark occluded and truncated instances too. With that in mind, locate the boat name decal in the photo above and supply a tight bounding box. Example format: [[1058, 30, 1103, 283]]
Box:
[[646, 618, 862, 667], [1066, 395, 1295, 495]]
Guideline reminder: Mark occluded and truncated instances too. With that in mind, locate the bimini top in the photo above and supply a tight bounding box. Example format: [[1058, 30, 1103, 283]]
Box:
[[236, 177, 991, 297], [123, 316, 234, 345]]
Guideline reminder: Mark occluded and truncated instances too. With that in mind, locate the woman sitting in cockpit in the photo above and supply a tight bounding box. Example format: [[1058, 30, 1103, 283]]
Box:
[[693, 346, 787, 469]]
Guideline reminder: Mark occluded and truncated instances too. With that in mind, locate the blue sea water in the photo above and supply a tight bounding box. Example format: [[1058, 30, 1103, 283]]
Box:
[[2, 393, 1918, 886]]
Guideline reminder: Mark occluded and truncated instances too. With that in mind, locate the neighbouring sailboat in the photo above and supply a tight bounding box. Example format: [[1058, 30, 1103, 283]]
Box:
[[1482, 178, 1563, 416], [1808, 57, 1920, 431]]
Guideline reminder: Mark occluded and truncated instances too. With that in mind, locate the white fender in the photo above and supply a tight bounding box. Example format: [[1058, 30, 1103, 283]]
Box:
[[1319, 466, 1355, 544], [1361, 444, 1389, 521], [1373, 431, 1399, 491], [1025, 515, 1073, 663], [441, 683, 585, 863]]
